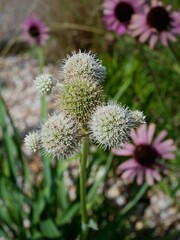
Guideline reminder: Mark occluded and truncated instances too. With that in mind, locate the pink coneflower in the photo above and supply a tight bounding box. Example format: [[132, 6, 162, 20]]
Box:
[[103, 0, 145, 35], [22, 16, 49, 46], [112, 124, 176, 186], [129, 0, 180, 48]]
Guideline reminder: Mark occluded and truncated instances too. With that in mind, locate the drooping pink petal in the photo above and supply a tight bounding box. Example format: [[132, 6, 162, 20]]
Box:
[[161, 32, 168, 46], [121, 169, 137, 179], [112, 143, 135, 156], [137, 168, 144, 185], [129, 171, 138, 183], [139, 29, 151, 43], [116, 159, 138, 173], [152, 170, 162, 182], [149, 35, 158, 49], [145, 169, 154, 185]]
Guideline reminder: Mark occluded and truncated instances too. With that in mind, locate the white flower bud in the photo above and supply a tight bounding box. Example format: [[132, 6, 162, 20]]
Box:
[[41, 113, 82, 158], [34, 73, 55, 95], [24, 132, 40, 152], [89, 103, 144, 149], [60, 50, 106, 82]]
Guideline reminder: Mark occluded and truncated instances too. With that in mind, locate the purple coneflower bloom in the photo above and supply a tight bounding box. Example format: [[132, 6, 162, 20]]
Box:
[[129, 0, 180, 48], [103, 0, 145, 35], [112, 124, 176, 186], [22, 16, 49, 46]]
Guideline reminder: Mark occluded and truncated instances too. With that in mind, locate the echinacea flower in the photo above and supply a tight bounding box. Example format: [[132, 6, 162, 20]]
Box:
[[112, 123, 176, 185], [22, 16, 49, 46], [103, 0, 145, 35], [129, 0, 180, 48]]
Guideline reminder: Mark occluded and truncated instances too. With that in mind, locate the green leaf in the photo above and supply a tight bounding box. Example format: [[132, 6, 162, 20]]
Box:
[[55, 203, 79, 226], [40, 218, 62, 238]]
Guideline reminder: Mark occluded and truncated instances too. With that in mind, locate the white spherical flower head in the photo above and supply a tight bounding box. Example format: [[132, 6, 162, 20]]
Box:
[[89, 103, 134, 149], [24, 132, 40, 152], [58, 77, 105, 126], [41, 113, 82, 158], [61, 50, 106, 82], [34, 73, 55, 95]]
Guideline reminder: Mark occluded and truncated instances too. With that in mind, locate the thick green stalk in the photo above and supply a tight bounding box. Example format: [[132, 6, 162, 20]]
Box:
[[41, 95, 47, 122], [80, 137, 89, 240]]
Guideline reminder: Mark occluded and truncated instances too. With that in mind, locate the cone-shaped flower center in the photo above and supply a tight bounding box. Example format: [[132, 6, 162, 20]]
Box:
[[134, 144, 159, 166], [115, 2, 134, 23], [147, 6, 171, 32], [29, 25, 40, 37]]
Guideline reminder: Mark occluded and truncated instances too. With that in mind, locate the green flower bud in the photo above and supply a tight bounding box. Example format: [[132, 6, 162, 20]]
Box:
[[58, 77, 105, 126]]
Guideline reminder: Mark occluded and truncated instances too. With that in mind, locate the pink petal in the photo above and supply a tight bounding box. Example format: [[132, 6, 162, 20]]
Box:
[[161, 32, 168, 46], [117, 159, 138, 173], [112, 143, 135, 156], [146, 169, 154, 186], [147, 123, 156, 144], [117, 24, 127, 35], [152, 170, 162, 182], [121, 169, 136, 179], [129, 171, 138, 183], [131, 129, 140, 144], [137, 124, 148, 143], [154, 139, 175, 154], [139, 29, 151, 43], [167, 32, 176, 42], [161, 152, 176, 160], [137, 168, 144, 185], [153, 130, 167, 145], [149, 35, 158, 49]]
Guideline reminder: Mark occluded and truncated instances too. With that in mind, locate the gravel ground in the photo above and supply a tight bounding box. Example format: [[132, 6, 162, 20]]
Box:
[[0, 55, 59, 134]]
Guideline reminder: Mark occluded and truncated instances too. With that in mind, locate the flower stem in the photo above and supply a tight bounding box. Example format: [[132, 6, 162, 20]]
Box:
[[80, 136, 89, 240], [41, 95, 47, 122]]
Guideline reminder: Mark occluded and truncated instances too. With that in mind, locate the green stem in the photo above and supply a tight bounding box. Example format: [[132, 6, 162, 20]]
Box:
[[41, 95, 47, 122], [80, 137, 89, 240], [120, 183, 148, 216]]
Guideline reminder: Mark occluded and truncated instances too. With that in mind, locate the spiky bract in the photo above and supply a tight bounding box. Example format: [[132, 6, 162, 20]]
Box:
[[61, 51, 106, 82], [34, 73, 55, 95], [40, 113, 82, 158], [89, 103, 144, 149], [58, 78, 105, 126], [24, 131, 41, 152]]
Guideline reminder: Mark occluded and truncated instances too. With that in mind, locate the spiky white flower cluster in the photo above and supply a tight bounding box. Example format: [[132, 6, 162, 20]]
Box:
[[24, 132, 40, 152], [34, 73, 55, 95], [25, 50, 145, 158], [41, 113, 82, 158], [61, 50, 106, 82], [58, 77, 104, 125], [89, 103, 144, 149]]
